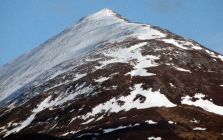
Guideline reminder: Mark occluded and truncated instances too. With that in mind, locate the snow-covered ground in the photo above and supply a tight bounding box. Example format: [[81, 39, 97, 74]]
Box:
[[172, 66, 191, 73], [160, 38, 188, 50], [190, 118, 199, 124], [145, 120, 158, 124], [168, 121, 175, 124], [148, 136, 162, 140], [82, 83, 176, 120], [4, 96, 52, 137], [4, 83, 93, 136], [94, 77, 109, 83], [96, 42, 159, 77], [193, 127, 206, 131], [181, 93, 223, 115]]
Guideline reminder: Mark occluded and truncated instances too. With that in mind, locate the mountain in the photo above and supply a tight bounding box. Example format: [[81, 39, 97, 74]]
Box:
[[0, 8, 223, 140]]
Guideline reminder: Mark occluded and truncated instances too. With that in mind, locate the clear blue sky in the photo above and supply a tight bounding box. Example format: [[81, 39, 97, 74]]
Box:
[[0, 0, 223, 65]]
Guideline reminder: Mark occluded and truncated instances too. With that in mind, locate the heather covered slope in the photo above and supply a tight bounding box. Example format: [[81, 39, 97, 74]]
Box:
[[0, 9, 223, 140]]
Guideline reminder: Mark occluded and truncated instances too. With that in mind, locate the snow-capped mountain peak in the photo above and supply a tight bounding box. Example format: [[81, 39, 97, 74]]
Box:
[[0, 9, 165, 103], [88, 8, 118, 18], [1, 8, 223, 140], [76, 8, 122, 24]]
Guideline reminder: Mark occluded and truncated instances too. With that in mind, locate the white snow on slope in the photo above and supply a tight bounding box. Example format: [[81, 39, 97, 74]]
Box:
[[169, 83, 176, 88], [96, 42, 148, 68], [159, 38, 204, 51], [218, 55, 223, 61], [61, 130, 78, 136], [81, 118, 95, 125], [148, 136, 162, 140], [168, 121, 175, 124], [73, 73, 87, 81], [0, 126, 7, 134], [165, 63, 191, 73], [173, 66, 192, 73], [129, 42, 148, 51], [44, 73, 87, 92], [97, 42, 159, 76], [181, 93, 223, 115], [193, 127, 206, 131], [181, 40, 203, 50], [127, 54, 159, 76], [190, 118, 199, 124], [82, 84, 176, 119], [192, 46, 203, 50], [0, 9, 165, 102], [103, 123, 140, 133], [145, 120, 158, 124], [160, 39, 188, 50], [103, 126, 128, 133], [158, 37, 223, 62], [204, 49, 223, 61], [4, 96, 52, 137], [94, 77, 109, 83], [47, 84, 93, 108], [4, 84, 93, 136]]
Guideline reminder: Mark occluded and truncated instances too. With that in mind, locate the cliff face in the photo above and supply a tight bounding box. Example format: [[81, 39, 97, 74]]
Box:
[[0, 9, 223, 140]]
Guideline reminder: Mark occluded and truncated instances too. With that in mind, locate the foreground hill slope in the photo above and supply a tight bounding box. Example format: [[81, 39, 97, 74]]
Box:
[[0, 9, 223, 140]]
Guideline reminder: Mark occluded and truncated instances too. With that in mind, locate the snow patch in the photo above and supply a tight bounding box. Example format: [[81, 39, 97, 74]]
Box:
[[0, 126, 7, 133], [82, 118, 94, 125], [204, 50, 223, 61], [103, 124, 140, 133], [148, 136, 162, 140], [193, 127, 206, 131], [160, 39, 188, 50], [135, 25, 165, 40], [190, 118, 199, 124], [192, 46, 203, 50], [168, 121, 174, 124], [103, 126, 128, 133], [173, 66, 191, 73], [5, 84, 93, 136], [94, 77, 109, 83], [129, 42, 148, 51], [127, 55, 159, 77], [181, 93, 223, 115], [218, 55, 223, 61], [159, 38, 203, 51], [145, 120, 158, 124], [49, 85, 93, 108], [119, 117, 127, 120], [4, 96, 52, 137], [97, 42, 159, 77], [169, 83, 176, 88], [61, 130, 80, 136], [83, 84, 176, 119], [73, 73, 87, 81]]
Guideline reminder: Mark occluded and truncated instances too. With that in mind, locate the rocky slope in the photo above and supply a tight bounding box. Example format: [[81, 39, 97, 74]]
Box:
[[0, 9, 223, 140]]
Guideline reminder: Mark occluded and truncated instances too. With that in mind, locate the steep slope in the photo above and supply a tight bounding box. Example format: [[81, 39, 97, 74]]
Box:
[[1, 9, 223, 140], [0, 9, 165, 103]]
